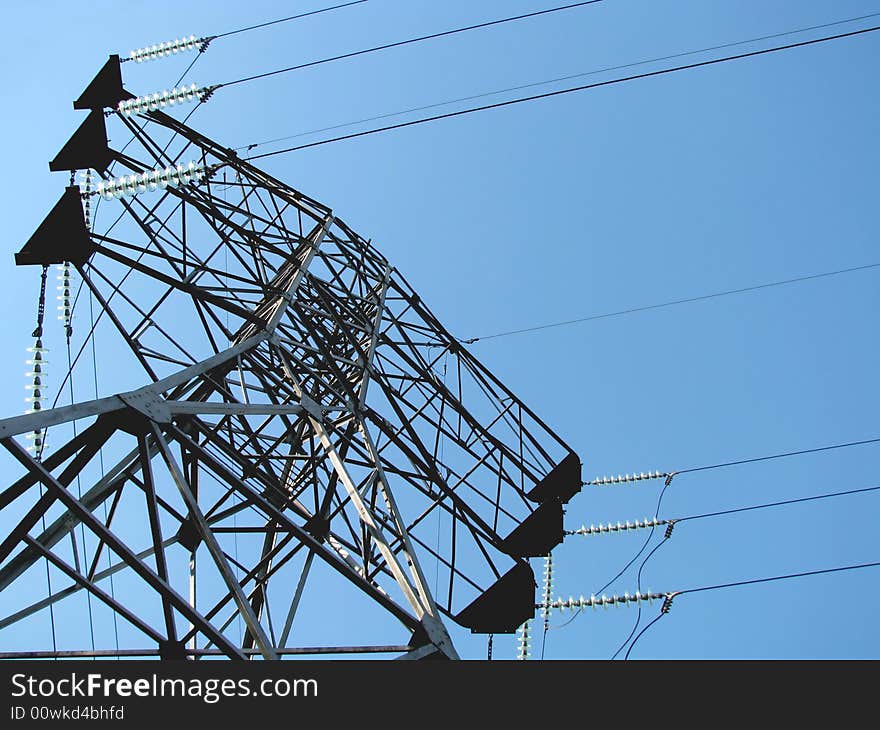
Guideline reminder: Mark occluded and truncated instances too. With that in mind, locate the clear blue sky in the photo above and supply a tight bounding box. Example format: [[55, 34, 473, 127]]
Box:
[[0, 0, 878, 659]]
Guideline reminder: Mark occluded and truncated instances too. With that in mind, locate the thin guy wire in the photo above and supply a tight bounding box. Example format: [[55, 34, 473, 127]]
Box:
[[213, 0, 369, 39], [223, 2, 604, 88], [245, 24, 880, 159], [28, 269, 58, 653], [462, 262, 880, 343], [65, 332, 97, 655], [241, 11, 880, 152], [89, 286, 120, 654], [41, 506, 57, 654]]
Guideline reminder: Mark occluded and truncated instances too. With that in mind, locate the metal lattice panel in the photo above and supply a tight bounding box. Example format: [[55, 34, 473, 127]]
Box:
[[0, 58, 581, 660]]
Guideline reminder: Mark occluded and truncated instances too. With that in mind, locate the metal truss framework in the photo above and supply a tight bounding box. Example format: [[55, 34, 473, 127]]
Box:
[[0, 57, 581, 660]]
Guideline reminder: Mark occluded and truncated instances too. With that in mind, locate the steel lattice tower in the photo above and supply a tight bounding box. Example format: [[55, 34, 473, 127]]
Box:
[[0, 57, 581, 659]]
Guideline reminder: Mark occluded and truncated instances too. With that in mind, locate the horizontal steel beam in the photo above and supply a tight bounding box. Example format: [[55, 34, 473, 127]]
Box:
[[0, 334, 267, 438], [0, 645, 412, 659]]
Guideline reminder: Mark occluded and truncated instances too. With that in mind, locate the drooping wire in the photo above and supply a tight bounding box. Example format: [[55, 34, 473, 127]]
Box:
[[460, 262, 880, 344], [611, 524, 674, 659], [246, 24, 880, 159], [558, 481, 880, 648], [223, 2, 604, 89], [240, 11, 880, 153], [596, 475, 673, 596], [550, 475, 673, 631], [623, 610, 666, 660], [553, 433, 880, 635]]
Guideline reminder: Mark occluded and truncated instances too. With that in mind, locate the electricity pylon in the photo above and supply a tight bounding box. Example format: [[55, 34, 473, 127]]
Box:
[[0, 57, 581, 659]]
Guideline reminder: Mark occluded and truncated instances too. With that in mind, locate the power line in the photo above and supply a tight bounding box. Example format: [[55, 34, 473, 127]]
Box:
[[214, 0, 369, 39], [222, 1, 604, 88], [245, 23, 880, 159], [240, 11, 880, 153], [680, 560, 880, 597], [558, 482, 880, 644], [570, 437, 880, 635], [583, 438, 880, 491], [461, 262, 880, 344], [123, 1, 369, 63], [675, 436, 880, 477], [624, 560, 880, 659], [678, 484, 880, 524], [114, 3, 367, 157], [628, 484, 880, 659], [557, 479, 880, 634], [568, 484, 880, 538]]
